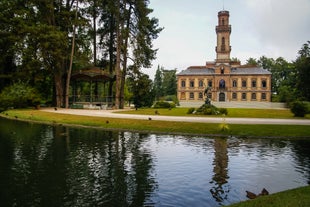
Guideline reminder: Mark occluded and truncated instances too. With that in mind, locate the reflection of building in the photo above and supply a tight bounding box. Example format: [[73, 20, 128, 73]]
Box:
[[210, 138, 230, 203], [177, 10, 271, 103]]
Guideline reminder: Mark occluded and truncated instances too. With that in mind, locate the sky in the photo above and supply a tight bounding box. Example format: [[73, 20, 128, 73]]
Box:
[[142, 0, 310, 79]]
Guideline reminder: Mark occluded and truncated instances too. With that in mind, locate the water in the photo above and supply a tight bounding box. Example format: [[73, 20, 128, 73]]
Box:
[[0, 117, 309, 206]]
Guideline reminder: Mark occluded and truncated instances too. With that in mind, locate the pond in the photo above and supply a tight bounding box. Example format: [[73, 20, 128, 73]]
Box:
[[0, 117, 309, 206]]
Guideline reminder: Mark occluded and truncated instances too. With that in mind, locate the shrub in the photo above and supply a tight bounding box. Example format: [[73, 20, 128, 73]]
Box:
[[153, 101, 175, 109], [219, 108, 228, 115], [0, 82, 42, 110], [187, 108, 195, 114], [290, 101, 308, 117]]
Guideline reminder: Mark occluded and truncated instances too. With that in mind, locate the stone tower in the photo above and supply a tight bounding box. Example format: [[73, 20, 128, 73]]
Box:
[[215, 10, 231, 63]]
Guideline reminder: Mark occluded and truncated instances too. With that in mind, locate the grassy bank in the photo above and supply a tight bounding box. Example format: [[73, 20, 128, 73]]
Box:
[[227, 185, 310, 207], [1, 109, 310, 138], [117, 107, 310, 119]]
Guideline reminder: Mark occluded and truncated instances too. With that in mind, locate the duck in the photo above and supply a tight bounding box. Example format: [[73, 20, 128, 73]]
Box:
[[246, 191, 257, 199]]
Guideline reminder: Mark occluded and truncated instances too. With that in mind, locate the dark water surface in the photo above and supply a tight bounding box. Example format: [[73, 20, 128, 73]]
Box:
[[0, 117, 309, 206]]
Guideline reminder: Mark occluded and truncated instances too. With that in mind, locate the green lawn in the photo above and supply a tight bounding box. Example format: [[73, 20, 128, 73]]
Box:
[[117, 107, 310, 119], [227, 185, 310, 207], [1, 109, 310, 138]]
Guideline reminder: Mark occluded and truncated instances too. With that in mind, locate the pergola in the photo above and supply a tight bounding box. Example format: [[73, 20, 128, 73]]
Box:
[[70, 66, 115, 109]]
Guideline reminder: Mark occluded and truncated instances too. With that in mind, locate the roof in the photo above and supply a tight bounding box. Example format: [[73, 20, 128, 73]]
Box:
[[177, 67, 214, 75], [230, 67, 271, 75], [177, 66, 271, 76], [71, 66, 114, 81]]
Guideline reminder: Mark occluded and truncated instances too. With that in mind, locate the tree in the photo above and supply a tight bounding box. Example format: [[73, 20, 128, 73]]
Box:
[[162, 69, 177, 96], [153, 65, 163, 100], [295, 41, 310, 100], [246, 57, 258, 66], [129, 73, 154, 108]]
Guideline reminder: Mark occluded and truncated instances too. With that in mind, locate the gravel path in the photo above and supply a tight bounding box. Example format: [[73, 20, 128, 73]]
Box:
[[41, 108, 310, 125]]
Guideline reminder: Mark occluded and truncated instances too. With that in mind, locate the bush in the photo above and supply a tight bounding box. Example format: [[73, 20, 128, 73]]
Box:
[[153, 101, 175, 109], [195, 104, 227, 115], [0, 82, 42, 110], [290, 101, 308, 117], [187, 108, 195, 114]]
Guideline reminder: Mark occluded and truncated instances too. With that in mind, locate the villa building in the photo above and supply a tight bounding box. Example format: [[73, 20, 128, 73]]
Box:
[[177, 10, 272, 103]]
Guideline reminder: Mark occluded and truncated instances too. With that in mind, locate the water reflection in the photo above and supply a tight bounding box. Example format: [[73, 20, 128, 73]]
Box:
[[210, 138, 230, 204], [0, 117, 310, 207]]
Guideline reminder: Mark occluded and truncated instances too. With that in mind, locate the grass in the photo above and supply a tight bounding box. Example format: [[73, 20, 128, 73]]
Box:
[[1, 109, 310, 138], [117, 107, 310, 119], [227, 185, 310, 207]]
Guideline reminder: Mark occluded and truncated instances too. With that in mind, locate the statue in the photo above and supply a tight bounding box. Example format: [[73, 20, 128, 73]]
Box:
[[204, 86, 211, 105]]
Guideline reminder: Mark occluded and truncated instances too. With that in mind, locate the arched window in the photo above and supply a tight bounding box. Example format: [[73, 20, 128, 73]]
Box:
[[198, 92, 203, 99], [199, 80, 204, 88], [219, 79, 225, 89], [251, 93, 257, 100], [221, 37, 225, 51], [181, 80, 186, 88], [232, 80, 237, 87]]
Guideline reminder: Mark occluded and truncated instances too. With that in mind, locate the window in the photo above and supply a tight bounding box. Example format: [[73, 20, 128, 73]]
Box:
[[198, 92, 203, 99], [180, 92, 186, 100], [232, 92, 237, 100], [189, 92, 194, 99], [262, 93, 266, 100], [242, 93, 247, 100], [208, 93, 212, 99], [251, 93, 256, 100], [222, 18, 225, 25], [252, 79, 257, 88], [219, 79, 225, 89], [221, 37, 225, 51], [232, 80, 237, 88], [262, 80, 267, 88], [242, 80, 247, 88], [181, 80, 186, 88], [208, 80, 213, 87], [221, 67, 224, 74], [190, 80, 194, 88], [199, 80, 204, 88]]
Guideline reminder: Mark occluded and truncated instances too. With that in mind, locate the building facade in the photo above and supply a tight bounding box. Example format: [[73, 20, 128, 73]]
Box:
[[177, 10, 272, 103]]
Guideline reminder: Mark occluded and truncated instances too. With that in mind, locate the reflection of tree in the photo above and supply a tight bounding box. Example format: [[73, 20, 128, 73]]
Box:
[[210, 137, 230, 204], [0, 120, 157, 206], [291, 140, 310, 185]]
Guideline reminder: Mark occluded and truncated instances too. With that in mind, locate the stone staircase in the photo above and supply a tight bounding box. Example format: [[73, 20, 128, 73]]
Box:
[[178, 101, 287, 109]]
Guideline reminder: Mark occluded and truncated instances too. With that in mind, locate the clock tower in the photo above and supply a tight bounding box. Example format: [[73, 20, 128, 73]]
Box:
[[215, 10, 231, 63]]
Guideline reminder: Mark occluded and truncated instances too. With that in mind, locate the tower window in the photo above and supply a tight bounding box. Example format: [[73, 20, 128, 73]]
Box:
[[222, 18, 225, 25], [221, 37, 225, 51]]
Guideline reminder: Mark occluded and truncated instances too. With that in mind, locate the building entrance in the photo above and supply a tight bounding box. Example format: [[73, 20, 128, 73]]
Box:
[[219, 93, 225, 102]]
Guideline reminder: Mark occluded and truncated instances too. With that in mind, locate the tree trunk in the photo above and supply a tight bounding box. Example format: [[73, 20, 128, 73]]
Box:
[[54, 71, 64, 108], [65, 0, 78, 108], [114, 0, 121, 109]]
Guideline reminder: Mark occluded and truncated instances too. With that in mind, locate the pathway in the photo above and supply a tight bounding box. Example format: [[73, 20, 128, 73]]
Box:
[[41, 108, 310, 126]]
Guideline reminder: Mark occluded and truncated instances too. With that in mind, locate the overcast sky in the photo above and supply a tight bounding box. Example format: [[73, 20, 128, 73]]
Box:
[[142, 0, 310, 79]]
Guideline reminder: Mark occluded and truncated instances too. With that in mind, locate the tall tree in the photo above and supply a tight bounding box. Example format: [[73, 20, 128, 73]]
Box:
[[153, 65, 163, 100], [295, 41, 310, 100]]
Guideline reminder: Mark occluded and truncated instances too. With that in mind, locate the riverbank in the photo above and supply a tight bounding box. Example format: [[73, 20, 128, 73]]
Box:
[[227, 185, 310, 207], [1, 108, 310, 206], [1, 108, 310, 138]]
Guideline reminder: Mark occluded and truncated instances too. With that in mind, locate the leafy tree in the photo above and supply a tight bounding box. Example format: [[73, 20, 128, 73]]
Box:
[[128, 73, 154, 108], [295, 41, 310, 101], [162, 69, 177, 96], [246, 58, 258, 66], [153, 65, 163, 100]]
